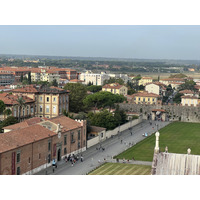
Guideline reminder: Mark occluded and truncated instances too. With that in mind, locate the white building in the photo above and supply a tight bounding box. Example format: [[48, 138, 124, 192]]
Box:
[[79, 71, 110, 86], [145, 82, 166, 96]]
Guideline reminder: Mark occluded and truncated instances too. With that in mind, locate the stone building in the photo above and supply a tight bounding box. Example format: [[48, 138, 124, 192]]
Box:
[[11, 85, 69, 119], [0, 93, 35, 121], [102, 83, 128, 96], [0, 116, 87, 175]]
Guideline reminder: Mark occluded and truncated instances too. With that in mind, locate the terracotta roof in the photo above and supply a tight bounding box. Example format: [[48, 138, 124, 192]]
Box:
[[132, 92, 159, 98], [90, 126, 106, 133], [181, 96, 198, 99], [48, 115, 82, 132], [69, 79, 84, 82], [179, 90, 194, 94], [0, 93, 35, 105], [11, 85, 38, 93], [102, 83, 125, 89], [3, 117, 47, 131], [141, 77, 152, 79], [0, 124, 56, 153], [161, 78, 185, 82]]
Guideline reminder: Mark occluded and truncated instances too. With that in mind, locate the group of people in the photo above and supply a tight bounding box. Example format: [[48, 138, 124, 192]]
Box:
[[64, 154, 84, 166]]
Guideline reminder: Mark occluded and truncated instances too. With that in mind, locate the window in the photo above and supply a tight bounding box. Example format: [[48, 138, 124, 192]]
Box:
[[152, 98, 154, 101], [28, 157, 31, 164], [143, 98, 145, 102], [39, 153, 41, 159], [53, 106, 56, 114], [78, 142, 80, 149], [64, 148, 67, 155], [46, 97, 49, 102], [27, 106, 29, 115], [138, 98, 140, 101], [64, 135, 67, 145], [40, 105, 43, 112], [31, 106, 33, 113], [148, 98, 150, 101], [48, 154, 51, 163], [78, 130, 80, 140], [48, 141, 51, 151], [40, 96, 42, 101], [101, 132, 104, 138], [22, 108, 25, 116], [35, 105, 37, 112], [46, 105, 50, 113], [17, 167, 20, 175], [71, 132, 75, 143], [17, 152, 20, 163], [53, 97, 56, 102], [83, 140, 85, 146]]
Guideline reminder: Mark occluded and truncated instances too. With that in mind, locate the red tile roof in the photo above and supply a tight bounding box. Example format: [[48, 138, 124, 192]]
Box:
[[181, 96, 198, 99], [48, 115, 82, 132], [102, 83, 125, 89], [132, 92, 159, 98], [0, 124, 56, 153], [179, 90, 194, 94], [4, 117, 47, 131], [0, 93, 34, 105]]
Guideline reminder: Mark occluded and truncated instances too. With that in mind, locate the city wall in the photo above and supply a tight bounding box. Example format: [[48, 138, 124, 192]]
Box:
[[118, 103, 200, 123], [87, 118, 142, 148]]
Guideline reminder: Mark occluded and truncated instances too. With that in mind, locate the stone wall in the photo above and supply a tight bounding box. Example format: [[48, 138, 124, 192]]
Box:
[[118, 103, 200, 122]]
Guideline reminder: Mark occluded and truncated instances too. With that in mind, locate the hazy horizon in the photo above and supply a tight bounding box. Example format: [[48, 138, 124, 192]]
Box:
[[1, 25, 200, 60]]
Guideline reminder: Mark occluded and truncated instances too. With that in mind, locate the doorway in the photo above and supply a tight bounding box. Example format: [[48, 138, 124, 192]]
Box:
[[57, 148, 61, 161]]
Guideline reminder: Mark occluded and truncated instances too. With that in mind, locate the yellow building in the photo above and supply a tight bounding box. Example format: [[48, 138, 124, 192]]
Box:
[[102, 83, 128, 96], [181, 96, 199, 107], [127, 91, 159, 104], [11, 85, 69, 118], [138, 77, 153, 86]]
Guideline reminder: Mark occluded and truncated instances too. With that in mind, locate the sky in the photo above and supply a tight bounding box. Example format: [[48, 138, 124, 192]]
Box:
[[0, 25, 200, 60]]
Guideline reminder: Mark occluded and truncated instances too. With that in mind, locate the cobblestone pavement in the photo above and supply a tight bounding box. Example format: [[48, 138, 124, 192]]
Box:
[[36, 120, 170, 175]]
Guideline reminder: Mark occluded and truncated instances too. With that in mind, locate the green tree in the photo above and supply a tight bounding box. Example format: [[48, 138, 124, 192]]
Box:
[[20, 74, 23, 82], [0, 100, 6, 114], [16, 96, 26, 122], [173, 93, 183, 104], [64, 83, 87, 113], [28, 72, 31, 84], [178, 80, 197, 91], [51, 79, 58, 87], [114, 105, 127, 125], [87, 110, 116, 130], [3, 108, 12, 118], [86, 85, 102, 93], [0, 116, 18, 132], [83, 91, 126, 111], [103, 78, 124, 86]]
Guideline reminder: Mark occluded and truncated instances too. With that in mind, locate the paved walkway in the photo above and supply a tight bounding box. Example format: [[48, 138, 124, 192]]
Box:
[[36, 120, 170, 175]]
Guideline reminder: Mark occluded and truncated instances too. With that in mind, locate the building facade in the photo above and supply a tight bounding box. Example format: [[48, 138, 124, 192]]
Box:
[[102, 83, 128, 96], [0, 93, 35, 121], [11, 85, 69, 119], [138, 77, 153, 86], [0, 116, 87, 175]]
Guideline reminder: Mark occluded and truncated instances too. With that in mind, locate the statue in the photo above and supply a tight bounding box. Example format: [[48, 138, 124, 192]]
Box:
[[187, 148, 191, 155], [165, 146, 168, 153], [154, 131, 160, 153]]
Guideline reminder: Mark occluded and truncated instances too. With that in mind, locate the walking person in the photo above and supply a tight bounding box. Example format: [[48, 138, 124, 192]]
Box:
[[81, 155, 83, 162]]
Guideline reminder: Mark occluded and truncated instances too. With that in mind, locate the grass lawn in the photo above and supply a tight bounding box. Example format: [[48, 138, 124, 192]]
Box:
[[115, 122, 200, 162], [89, 162, 151, 175]]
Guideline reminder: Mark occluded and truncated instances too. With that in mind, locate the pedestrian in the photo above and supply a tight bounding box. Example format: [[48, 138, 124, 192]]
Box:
[[121, 139, 123, 144], [81, 155, 83, 162]]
